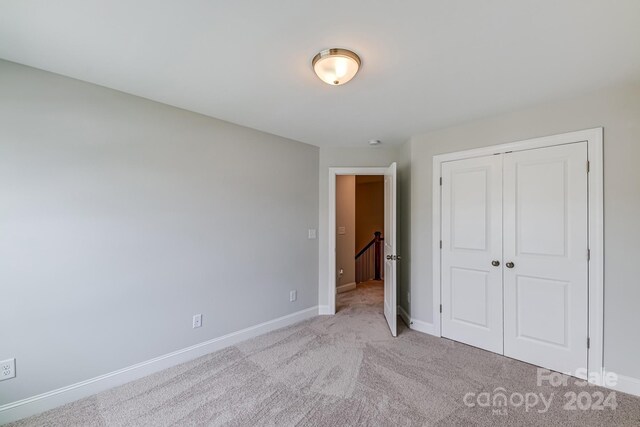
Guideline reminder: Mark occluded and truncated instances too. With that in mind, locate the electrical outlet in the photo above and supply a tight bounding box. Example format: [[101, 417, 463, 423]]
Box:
[[192, 314, 202, 329], [289, 290, 297, 302], [308, 229, 317, 239], [0, 359, 15, 381]]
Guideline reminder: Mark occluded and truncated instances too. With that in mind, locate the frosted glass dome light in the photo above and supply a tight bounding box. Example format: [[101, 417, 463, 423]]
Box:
[[312, 48, 361, 86]]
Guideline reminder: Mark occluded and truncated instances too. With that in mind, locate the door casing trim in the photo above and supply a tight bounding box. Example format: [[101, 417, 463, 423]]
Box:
[[327, 167, 387, 315], [431, 127, 604, 382]]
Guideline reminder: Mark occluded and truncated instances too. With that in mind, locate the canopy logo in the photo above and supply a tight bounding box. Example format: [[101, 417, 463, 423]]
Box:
[[463, 368, 618, 416], [463, 388, 553, 416]]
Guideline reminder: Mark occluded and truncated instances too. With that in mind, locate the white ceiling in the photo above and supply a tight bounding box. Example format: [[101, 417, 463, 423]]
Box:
[[1, 1, 639, 147]]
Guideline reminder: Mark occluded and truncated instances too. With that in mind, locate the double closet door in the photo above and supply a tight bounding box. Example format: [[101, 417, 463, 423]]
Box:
[[441, 142, 589, 375]]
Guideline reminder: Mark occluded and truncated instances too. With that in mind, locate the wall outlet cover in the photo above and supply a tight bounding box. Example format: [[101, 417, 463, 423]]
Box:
[[0, 358, 15, 381], [289, 290, 297, 302], [192, 314, 202, 329]]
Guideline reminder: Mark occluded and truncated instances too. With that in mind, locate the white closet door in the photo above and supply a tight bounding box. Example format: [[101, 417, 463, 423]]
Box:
[[503, 142, 588, 375], [441, 155, 504, 353]]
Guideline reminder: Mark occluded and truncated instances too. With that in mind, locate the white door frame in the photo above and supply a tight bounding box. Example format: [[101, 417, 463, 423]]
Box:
[[328, 166, 388, 315], [432, 127, 604, 381]]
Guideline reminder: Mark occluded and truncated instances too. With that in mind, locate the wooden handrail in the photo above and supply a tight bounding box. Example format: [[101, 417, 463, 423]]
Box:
[[355, 231, 383, 259]]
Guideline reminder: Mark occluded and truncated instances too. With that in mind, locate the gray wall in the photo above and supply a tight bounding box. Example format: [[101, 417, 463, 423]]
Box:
[[404, 81, 640, 380], [0, 60, 319, 404], [335, 176, 355, 286]]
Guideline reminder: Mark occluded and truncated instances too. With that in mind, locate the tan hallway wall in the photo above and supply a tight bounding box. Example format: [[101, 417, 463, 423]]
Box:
[[335, 175, 356, 287], [355, 176, 384, 253]]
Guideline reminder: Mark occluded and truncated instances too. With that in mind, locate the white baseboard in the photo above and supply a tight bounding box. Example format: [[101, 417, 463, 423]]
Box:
[[398, 305, 411, 327], [0, 305, 319, 425], [336, 282, 356, 294], [607, 373, 640, 397], [318, 305, 332, 315], [396, 305, 438, 337], [410, 318, 437, 336], [397, 311, 640, 398]]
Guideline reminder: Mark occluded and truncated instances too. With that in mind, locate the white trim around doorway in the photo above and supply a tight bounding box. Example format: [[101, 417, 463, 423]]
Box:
[[327, 167, 387, 315], [431, 127, 604, 382]]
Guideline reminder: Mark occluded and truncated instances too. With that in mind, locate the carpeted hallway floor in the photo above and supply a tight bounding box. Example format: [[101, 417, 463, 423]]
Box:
[[9, 281, 640, 426]]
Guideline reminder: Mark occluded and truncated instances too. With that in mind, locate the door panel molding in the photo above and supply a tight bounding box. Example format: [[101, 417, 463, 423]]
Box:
[[432, 127, 604, 383]]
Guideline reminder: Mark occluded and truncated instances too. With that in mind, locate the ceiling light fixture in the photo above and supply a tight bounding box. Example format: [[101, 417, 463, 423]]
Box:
[[312, 48, 361, 86], [368, 139, 382, 146]]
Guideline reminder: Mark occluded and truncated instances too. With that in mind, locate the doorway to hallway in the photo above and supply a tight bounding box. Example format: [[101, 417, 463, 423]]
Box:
[[328, 163, 397, 336], [336, 175, 385, 295]]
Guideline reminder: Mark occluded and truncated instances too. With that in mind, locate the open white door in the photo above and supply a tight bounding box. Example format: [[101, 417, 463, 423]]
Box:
[[383, 162, 397, 337]]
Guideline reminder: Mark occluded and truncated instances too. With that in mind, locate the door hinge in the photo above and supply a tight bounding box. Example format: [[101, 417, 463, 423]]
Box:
[[440, 240, 442, 249], [587, 337, 591, 349], [587, 161, 590, 173], [439, 177, 442, 186], [440, 304, 442, 313], [587, 249, 591, 261]]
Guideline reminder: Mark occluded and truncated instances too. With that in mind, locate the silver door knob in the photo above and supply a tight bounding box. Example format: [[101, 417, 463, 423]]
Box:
[[396, 255, 402, 261], [491, 260, 500, 267], [506, 262, 515, 268]]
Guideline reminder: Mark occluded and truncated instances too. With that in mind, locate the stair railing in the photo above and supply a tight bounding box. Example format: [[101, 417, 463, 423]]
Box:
[[355, 231, 383, 283]]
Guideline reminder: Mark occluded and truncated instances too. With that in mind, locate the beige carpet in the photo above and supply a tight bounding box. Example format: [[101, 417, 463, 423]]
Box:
[[9, 281, 640, 426]]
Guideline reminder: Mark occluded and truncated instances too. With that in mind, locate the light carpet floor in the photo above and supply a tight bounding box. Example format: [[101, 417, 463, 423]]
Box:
[[9, 281, 640, 426]]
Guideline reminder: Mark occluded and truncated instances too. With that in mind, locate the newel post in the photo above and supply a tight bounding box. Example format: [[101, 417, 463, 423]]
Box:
[[374, 231, 382, 280]]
